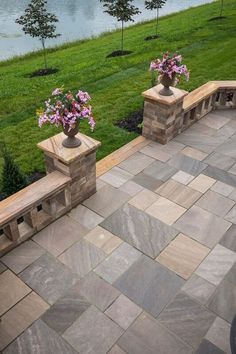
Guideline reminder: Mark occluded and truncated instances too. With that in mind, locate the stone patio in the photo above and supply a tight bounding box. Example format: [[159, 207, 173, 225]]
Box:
[[0, 109, 236, 354]]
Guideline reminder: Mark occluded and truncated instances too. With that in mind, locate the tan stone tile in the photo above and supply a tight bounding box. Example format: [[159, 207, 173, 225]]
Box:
[[146, 197, 186, 225], [128, 189, 159, 210], [0, 292, 49, 351], [156, 234, 210, 279], [0, 270, 31, 316], [181, 147, 208, 161], [85, 226, 123, 255], [156, 180, 202, 209], [188, 174, 216, 193]]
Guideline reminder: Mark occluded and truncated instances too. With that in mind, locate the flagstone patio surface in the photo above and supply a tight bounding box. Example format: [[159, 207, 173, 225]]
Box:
[[1, 109, 236, 354]]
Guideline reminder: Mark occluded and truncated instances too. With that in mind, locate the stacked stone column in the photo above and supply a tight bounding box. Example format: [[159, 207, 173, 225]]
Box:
[[142, 84, 188, 144]]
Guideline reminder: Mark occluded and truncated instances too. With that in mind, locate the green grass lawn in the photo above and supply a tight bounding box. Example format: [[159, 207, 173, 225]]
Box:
[[0, 0, 235, 178]]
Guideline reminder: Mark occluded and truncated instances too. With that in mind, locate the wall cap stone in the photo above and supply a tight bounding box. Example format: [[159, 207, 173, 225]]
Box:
[[142, 84, 188, 105]]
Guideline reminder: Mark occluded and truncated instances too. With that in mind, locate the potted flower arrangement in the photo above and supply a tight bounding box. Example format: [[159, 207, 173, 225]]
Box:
[[150, 51, 189, 96], [37, 88, 95, 148]]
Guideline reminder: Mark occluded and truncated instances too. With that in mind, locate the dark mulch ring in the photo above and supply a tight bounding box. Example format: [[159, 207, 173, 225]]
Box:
[[208, 16, 226, 21], [29, 67, 59, 78], [106, 50, 133, 58], [116, 109, 143, 134], [145, 35, 160, 41]]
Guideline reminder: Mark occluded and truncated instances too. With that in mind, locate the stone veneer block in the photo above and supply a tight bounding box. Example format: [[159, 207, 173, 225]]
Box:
[[157, 234, 210, 279], [38, 132, 101, 207], [142, 85, 188, 145]]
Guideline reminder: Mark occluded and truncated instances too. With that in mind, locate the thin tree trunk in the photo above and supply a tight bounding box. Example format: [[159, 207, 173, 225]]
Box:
[[121, 20, 124, 52], [155, 8, 159, 36], [220, 0, 224, 17], [41, 38, 47, 70]]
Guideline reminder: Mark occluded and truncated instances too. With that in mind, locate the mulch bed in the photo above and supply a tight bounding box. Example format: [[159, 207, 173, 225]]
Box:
[[29, 68, 59, 78], [145, 35, 160, 41], [106, 50, 133, 58], [116, 109, 143, 134]]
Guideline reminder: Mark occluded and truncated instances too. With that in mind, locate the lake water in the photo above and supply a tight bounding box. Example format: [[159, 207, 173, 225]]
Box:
[[0, 0, 212, 61]]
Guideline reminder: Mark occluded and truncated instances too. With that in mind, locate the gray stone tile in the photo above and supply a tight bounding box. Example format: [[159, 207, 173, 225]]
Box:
[[68, 204, 103, 230], [205, 317, 231, 354], [140, 144, 172, 162], [143, 161, 178, 182], [195, 339, 226, 354], [114, 255, 184, 317], [211, 181, 235, 197], [118, 152, 154, 175], [216, 135, 236, 158], [108, 345, 126, 354], [182, 274, 216, 305], [41, 282, 90, 335], [0, 261, 7, 274], [168, 153, 207, 176], [59, 239, 106, 277], [225, 205, 236, 223], [158, 292, 215, 348], [132, 172, 163, 191], [118, 312, 192, 354], [83, 184, 130, 218], [195, 244, 236, 286], [204, 165, 236, 187], [119, 180, 143, 196], [189, 121, 218, 136], [3, 319, 78, 354], [195, 190, 235, 217], [101, 204, 178, 258], [204, 152, 235, 171], [225, 262, 236, 285], [105, 294, 142, 330], [33, 215, 89, 257], [208, 279, 236, 323], [174, 205, 231, 248], [94, 242, 141, 284], [1, 240, 45, 274], [20, 254, 78, 305], [63, 306, 123, 354], [220, 225, 236, 252], [76, 272, 120, 311], [100, 167, 133, 188], [200, 111, 230, 130], [229, 188, 236, 201]]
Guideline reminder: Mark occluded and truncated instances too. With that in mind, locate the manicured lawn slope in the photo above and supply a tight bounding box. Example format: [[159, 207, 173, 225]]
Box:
[[0, 0, 235, 176]]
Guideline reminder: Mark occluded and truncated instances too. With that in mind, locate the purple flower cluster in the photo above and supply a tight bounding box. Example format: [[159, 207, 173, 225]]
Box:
[[38, 88, 95, 131], [150, 51, 189, 83]]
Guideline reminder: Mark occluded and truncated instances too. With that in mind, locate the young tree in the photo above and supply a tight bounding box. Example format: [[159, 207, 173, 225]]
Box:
[[100, 0, 140, 54], [145, 0, 166, 38], [219, 0, 224, 17], [15, 0, 60, 71], [1, 145, 28, 198]]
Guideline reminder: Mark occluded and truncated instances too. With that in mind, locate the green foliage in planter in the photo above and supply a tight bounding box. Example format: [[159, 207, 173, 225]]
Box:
[[0, 144, 28, 198]]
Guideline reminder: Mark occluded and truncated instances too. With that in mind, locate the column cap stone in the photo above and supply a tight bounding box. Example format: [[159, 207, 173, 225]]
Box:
[[142, 84, 188, 105], [37, 132, 101, 164]]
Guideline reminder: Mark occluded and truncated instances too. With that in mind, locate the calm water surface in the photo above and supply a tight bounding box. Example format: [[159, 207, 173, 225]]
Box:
[[0, 0, 212, 61]]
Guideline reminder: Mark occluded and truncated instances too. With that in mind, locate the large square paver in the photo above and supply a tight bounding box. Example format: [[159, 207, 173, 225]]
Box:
[[100, 166, 133, 188], [188, 174, 216, 193], [85, 226, 123, 254], [105, 294, 142, 330], [3, 319, 78, 354], [114, 255, 184, 317], [63, 306, 123, 354], [132, 172, 163, 191], [158, 292, 215, 348], [146, 197, 186, 225], [108, 345, 126, 354], [205, 317, 231, 354], [204, 152, 235, 170], [195, 339, 225, 354], [59, 239, 106, 277], [157, 234, 210, 279], [174, 205, 231, 248], [1, 240, 45, 273], [181, 146, 208, 161], [128, 189, 159, 210], [118, 312, 192, 354], [68, 205, 104, 230], [195, 244, 236, 286], [76, 272, 120, 311], [118, 152, 154, 175], [172, 170, 195, 185], [19, 254, 78, 305], [101, 204, 178, 258], [196, 190, 235, 217], [0, 292, 49, 351], [94, 242, 141, 284], [211, 181, 235, 197], [0, 270, 31, 316], [41, 282, 90, 335], [182, 274, 216, 305], [83, 184, 130, 218], [168, 153, 207, 176], [200, 111, 230, 130], [143, 161, 178, 182], [33, 215, 89, 257], [220, 224, 236, 252], [225, 204, 236, 223]]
